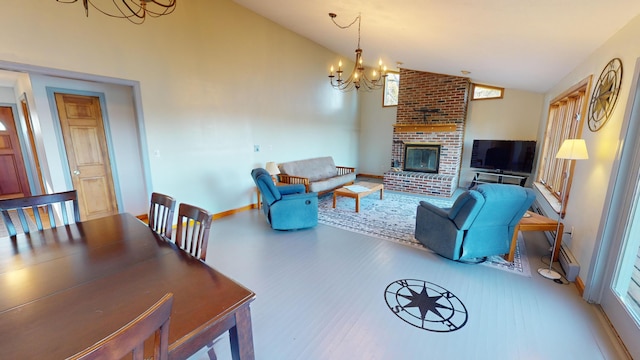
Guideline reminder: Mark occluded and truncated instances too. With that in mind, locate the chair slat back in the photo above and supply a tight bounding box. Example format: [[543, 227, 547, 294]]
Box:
[[67, 293, 174, 360], [149, 193, 176, 240], [0, 190, 80, 237], [175, 203, 212, 261]]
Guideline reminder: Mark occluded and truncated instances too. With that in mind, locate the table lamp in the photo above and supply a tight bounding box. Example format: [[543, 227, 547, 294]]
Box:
[[265, 161, 280, 184], [538, 138, 589, 280]]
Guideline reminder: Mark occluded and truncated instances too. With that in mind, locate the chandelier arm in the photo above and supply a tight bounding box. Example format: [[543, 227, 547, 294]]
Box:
[[59, 0, 176, 23], [144, 5, 176, 17], [84, 1, 139, 19], [119, 0, 146, 19], [327, 12, 386, 92], [147, 0, 176, 9]]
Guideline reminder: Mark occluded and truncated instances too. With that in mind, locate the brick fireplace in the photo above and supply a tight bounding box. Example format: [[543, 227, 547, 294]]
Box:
[[383, 69, 470, 197]]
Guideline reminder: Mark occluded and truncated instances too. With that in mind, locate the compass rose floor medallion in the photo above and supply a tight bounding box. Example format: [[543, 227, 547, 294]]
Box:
[[384, 279, 468, 332]]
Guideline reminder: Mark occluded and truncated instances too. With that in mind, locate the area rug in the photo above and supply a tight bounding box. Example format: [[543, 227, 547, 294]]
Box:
[[318, 191, 531, 277]]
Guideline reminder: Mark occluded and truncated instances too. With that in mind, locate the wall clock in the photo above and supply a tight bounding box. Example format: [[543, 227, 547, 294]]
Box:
[[588, 58, 623, 132]]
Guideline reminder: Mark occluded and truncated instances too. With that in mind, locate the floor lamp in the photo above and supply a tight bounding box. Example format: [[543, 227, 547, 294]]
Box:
[[538, 139, 589, 280]]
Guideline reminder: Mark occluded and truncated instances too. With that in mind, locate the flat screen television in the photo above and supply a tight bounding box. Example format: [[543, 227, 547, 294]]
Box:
[[470, 139, 536, 173]]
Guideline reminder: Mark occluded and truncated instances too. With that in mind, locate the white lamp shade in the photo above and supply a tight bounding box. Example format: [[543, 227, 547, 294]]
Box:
[[556, 139, 589, 160], [265, 161, 280, 175]]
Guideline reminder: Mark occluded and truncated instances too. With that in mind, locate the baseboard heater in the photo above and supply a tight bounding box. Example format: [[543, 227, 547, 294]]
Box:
[[559, 245, 580, 282], [531, 202, 580, 282]]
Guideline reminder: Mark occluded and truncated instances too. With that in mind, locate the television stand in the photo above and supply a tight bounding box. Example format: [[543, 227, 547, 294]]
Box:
[[469, 171, 528, 189]]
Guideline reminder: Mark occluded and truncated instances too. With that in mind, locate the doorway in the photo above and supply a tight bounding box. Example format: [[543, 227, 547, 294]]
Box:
[[0, 106, 31, 199], [53, 92, 119, 220]]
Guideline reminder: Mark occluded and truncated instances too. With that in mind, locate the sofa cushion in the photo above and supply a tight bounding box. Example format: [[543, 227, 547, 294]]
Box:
[[308, 172, 356, 193], [279, 156, 337, 182]]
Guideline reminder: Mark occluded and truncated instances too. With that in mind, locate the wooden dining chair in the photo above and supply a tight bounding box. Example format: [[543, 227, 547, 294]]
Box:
[[67, 293, 174, 360], [0, 190, 80, 237], [148, 192, 176, 240], [175, 203, 212, 261]]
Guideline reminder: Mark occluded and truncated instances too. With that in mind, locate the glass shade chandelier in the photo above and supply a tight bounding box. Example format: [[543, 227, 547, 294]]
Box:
[[328, 13, 387, 92], [56, 0, 176, 24]]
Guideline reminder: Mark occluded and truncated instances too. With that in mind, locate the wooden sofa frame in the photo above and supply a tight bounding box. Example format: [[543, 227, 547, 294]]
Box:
[[278, 166, 356, 195]]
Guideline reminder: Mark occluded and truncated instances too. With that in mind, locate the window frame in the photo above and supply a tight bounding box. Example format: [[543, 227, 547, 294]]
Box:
[[536, 76, 591, 215], [471, 83, 504, 100], [382, 71, 400, 107]]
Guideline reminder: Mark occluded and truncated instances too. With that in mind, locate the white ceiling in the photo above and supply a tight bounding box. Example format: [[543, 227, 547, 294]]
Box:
[[233, 0, 640, 93]]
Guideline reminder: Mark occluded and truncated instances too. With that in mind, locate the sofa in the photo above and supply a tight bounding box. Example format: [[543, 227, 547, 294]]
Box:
[[414, 183, 536, 261], [277, 156, 356, 194], [251, 168, 318, 230]]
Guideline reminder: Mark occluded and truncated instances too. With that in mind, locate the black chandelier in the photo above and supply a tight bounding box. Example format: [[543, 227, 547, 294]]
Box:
[[328, 13, 387, 92], [56, 0, 176, 24]]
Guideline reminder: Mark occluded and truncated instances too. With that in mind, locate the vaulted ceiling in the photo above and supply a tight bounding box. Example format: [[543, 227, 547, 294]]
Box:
[[233, 0, 640, 93]]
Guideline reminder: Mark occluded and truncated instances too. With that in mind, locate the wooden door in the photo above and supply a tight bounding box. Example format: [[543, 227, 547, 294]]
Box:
[[54, 93, 118, 220], [0, 106, 31, 199]]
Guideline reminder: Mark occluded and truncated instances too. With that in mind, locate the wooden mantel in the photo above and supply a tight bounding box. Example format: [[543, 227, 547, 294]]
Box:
[[393, 124, 457, 132]]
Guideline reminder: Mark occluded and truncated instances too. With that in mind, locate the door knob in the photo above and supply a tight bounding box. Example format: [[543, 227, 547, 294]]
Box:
[[73, 170, 80, 175]]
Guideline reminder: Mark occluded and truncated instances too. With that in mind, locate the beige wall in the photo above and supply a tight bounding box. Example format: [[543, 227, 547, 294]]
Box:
[[358, 86, 397, 175], [461, 89, 544, 188], [357, 81, 543, 188], [2, 0, 638, 289], [0, 0, 358, 215], [537, 14, 640, 285]]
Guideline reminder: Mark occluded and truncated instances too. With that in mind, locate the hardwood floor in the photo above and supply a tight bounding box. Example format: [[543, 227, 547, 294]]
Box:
[[192, 207, 629, 359]]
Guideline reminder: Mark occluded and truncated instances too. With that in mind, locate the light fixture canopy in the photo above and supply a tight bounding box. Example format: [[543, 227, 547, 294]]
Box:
[[56, 0, 176, 24], [328, 13, 387, 92]]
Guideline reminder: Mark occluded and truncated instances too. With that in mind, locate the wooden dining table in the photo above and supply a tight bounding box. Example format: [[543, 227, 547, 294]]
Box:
[[0, 213, 256, 359]]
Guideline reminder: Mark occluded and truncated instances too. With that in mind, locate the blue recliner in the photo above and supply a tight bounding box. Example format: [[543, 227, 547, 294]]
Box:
[[414, 183, 536, 261], [251, 168, 318, 230]]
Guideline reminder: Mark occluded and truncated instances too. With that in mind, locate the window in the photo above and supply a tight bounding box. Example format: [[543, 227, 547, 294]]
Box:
[[471, 83, 504, 100], [0, 121, 6, 131], [383, 71, 400, 107], [536, 77, 589, 213]]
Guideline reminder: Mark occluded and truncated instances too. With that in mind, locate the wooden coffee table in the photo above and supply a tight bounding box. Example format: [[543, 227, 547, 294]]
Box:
[[507, 210, 563, 262], [333, 182, 384, 212]]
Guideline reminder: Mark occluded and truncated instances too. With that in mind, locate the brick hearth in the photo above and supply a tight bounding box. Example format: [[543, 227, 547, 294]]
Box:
[[383, 69, 469, 197]]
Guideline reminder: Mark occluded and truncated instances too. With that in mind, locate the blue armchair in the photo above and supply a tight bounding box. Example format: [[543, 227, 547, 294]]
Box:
[[251, 168, 318, 230], [415, 184, 536, 261]]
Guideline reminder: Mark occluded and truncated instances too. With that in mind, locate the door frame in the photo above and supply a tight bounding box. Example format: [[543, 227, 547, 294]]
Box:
[[45, 87, 124, 212], [19, 94, 46, 194], [0, 60, 153, 207], [585, 57, 640, 356]]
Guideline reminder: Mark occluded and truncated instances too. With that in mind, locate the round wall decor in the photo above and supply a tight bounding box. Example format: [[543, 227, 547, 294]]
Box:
[[588, 58, 623, 132], [384, 279, 468, 332]]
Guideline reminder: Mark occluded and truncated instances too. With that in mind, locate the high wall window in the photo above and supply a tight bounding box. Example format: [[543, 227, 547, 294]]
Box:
[[536, 77, 589, 212], [471, 83, 504, 100], [383, 72, 400, 107]]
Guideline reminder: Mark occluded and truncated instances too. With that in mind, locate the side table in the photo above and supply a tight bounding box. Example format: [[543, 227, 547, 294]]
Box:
[[507, 211, 563, 262]]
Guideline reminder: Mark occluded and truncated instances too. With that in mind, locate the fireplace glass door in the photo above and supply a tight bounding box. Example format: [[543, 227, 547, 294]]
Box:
[[403, 144, 440, 173]]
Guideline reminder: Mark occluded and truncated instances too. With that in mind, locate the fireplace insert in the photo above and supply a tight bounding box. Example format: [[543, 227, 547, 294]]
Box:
[[403, 143, 441, 173]]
